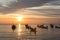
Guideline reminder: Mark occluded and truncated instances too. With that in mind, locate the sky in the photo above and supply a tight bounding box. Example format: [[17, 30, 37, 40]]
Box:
[[0, 0, 60, 24]]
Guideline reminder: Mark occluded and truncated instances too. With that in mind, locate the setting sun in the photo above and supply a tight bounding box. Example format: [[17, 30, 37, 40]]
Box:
[[17, 16, 23, 21]]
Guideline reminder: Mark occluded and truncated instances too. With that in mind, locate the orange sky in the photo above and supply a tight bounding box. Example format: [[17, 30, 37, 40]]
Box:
[[0, 0, 60, 24], [0, 17, 60, 24], [0, 9, 60, 24]]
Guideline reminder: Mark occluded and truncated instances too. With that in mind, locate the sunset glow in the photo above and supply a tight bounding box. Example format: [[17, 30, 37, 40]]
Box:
[[17, 16, 23, 21]]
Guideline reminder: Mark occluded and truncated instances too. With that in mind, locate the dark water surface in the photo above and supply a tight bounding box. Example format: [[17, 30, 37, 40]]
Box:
[[0, 24, 60, 40]]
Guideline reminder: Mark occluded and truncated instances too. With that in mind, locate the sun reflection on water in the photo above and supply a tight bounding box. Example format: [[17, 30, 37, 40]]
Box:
[[18, 24, 22, 36]]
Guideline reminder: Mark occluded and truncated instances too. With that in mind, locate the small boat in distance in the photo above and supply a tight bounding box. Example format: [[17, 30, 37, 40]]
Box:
[[25, 24, 36, 35], [37, 24, 48, 29], [50, 24, 54, 28], [11, 24, 16, 32]]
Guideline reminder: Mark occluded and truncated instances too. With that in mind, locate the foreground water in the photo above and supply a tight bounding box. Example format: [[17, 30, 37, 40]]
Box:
[[0, 24, 60, 40]]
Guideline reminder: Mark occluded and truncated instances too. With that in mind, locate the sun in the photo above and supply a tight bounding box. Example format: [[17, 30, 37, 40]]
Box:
[[17, 16, 23, 21]]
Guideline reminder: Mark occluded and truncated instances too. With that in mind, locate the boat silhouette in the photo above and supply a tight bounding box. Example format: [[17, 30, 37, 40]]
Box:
[[11, 24, 16, 32]]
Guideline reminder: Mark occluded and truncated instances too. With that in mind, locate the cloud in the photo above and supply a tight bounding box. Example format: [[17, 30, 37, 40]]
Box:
[[24, 0, 60, 17], [0, 0, 55, 13], [45, 0, 60, 5]]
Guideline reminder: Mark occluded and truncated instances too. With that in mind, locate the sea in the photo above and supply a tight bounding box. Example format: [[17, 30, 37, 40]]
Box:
[[0, 24, 60, 40]]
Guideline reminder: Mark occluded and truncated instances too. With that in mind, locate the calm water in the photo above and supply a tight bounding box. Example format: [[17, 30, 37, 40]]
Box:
[[0, 24, 60, 40]]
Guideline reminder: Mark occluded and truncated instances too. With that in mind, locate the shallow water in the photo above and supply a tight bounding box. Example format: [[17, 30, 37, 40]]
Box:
[[0, 24, 60, 40]]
